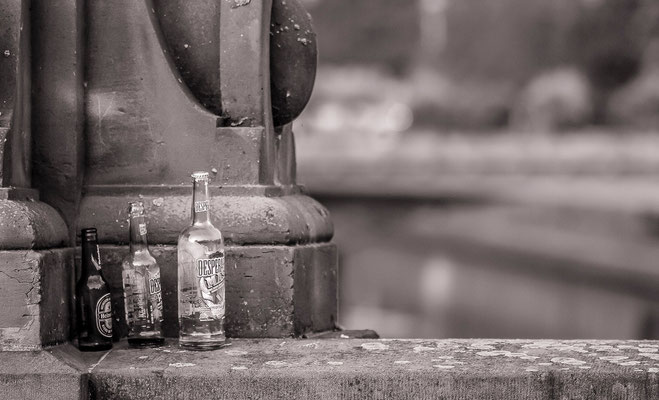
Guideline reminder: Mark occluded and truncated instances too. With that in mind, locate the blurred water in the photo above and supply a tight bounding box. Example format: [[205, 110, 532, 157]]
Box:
[[296, 0, 659, 339], [321, 197, 659, 339]]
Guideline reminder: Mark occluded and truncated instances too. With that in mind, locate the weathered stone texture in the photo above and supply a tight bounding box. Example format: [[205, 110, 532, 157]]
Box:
[[0, 199, 68, 250], [2, 339, 657, 399], [0, 249, 73, 350], [86, 339, 659, 399], [31, 0, 85, 235], [99, 243, 337, 339], [0, 351, 83, 400], [80, 190, 333, 246]]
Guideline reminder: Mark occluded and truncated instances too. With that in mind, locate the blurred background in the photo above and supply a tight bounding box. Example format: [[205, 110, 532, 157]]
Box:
[[295, 0, 659, 339]]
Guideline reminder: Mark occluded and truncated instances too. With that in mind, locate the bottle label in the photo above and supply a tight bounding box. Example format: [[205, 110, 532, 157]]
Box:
[[139, 223, 147, 236], [194, 201, 209, 213], [149, 272, 163, 322], [123, 270, 147, 321], [193, 256, 225, 320], [95, 293, 113, 338]]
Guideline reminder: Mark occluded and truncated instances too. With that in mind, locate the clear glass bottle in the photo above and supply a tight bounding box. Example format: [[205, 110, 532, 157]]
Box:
[[121, 201, 165, 347], [177, 171, 226, 350], [76, 228, 113, 351]]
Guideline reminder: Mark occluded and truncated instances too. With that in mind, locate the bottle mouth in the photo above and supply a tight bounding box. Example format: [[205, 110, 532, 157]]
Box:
[[191, 171, 210, 181], [81, 228, 98, 241], [128, 201, 145, 215]]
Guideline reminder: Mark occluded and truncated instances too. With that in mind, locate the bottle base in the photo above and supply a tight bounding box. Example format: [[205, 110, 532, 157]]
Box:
[[179, 339, 227, 351], [128, 337, 165, 348], [78, 341, 113, 352]]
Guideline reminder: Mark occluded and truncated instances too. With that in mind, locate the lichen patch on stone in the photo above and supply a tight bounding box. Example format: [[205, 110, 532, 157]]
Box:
[[637, 347, 658, 353], [618, 361, 641, 366], [169, 363, 195, 368], [591, 345, 619, 352], [226, 350, 248, 356], [600, 356, 628, 362], [265, 361, 289, 368], [551, 357, 587, 366], [413, 345, 436, 353], [361, 342, 389, 351]]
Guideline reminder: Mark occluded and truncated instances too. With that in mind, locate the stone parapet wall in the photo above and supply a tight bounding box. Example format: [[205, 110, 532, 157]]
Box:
[[1, 339, 658, 399]]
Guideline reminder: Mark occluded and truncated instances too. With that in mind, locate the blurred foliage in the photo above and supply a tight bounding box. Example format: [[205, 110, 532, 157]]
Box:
[[303, 0, 659, 131], [303, 0, 421, 75]]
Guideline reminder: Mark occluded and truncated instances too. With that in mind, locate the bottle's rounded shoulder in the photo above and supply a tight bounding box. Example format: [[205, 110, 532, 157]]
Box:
[[122, 252, 157, 269], [178, 223, 223, 244]]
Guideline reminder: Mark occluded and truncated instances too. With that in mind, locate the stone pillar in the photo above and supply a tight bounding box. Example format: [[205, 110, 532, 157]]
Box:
[[72, 0, 336, 338], [0, 0, 71, 350]]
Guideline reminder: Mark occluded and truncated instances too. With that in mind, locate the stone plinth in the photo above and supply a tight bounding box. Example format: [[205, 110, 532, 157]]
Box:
[[0, 249, 73, 350], [97, 244, 337, 339]]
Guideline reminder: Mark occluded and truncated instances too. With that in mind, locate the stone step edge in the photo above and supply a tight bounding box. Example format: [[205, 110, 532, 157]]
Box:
[[1, 338, 657, 399]]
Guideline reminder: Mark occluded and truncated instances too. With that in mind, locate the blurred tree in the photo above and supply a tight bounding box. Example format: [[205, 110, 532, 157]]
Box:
[[303, 0, 421, 75], [570, 0, 644, 92], [440, 0, 578, 83]]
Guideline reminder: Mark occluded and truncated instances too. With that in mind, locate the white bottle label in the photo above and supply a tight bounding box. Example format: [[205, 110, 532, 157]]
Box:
[[139, 223, 147, 236], [194, 201, 209, 213], [194, 256, 225, 320], [96, 293, 113, 338]]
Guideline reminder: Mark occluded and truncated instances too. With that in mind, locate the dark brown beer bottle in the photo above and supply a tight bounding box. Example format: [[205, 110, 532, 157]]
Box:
[[76, 228, 113, 351]]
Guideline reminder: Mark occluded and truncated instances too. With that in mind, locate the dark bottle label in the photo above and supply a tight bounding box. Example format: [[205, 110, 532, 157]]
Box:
[[95, 293, 113, 338]]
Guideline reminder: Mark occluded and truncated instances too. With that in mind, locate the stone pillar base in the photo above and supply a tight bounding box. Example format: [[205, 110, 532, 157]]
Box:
[[99, 243, 337, 339], [0, 188, 72, 350], [0, 249, 73, 350], [0, 189, 68, 250]]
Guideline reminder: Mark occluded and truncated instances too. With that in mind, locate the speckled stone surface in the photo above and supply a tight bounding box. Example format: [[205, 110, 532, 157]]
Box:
[[86, 339, 659, 399], [0, 350, 83, 400], [1, 339, 658, 399]]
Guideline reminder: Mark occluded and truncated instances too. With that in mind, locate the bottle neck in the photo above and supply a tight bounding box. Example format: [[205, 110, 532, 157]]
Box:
[[81, 239, 102, 276], [129, 214, 149, 253], [192, 179, 210, 225]]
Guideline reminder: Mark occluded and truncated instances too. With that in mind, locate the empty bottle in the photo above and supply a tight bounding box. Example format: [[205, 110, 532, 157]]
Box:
[[76, 228, 113, 351], [177, 171, 226, 350], [121, 201, 165, 347]]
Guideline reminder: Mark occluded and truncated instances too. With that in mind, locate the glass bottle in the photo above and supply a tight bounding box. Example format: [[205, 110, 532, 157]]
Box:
[[121, 201, 165, 347], [177, 171, 226, 350], [76, 228, 113, 351]]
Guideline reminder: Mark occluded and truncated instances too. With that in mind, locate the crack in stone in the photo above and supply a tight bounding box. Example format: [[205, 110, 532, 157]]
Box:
[[0, 269, 34, 285]]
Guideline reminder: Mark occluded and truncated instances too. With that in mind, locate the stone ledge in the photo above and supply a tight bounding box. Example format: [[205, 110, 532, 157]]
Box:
[[88, 339, 659, 399], [0, 350, 83, 400], [3, 339, 656, 399]]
